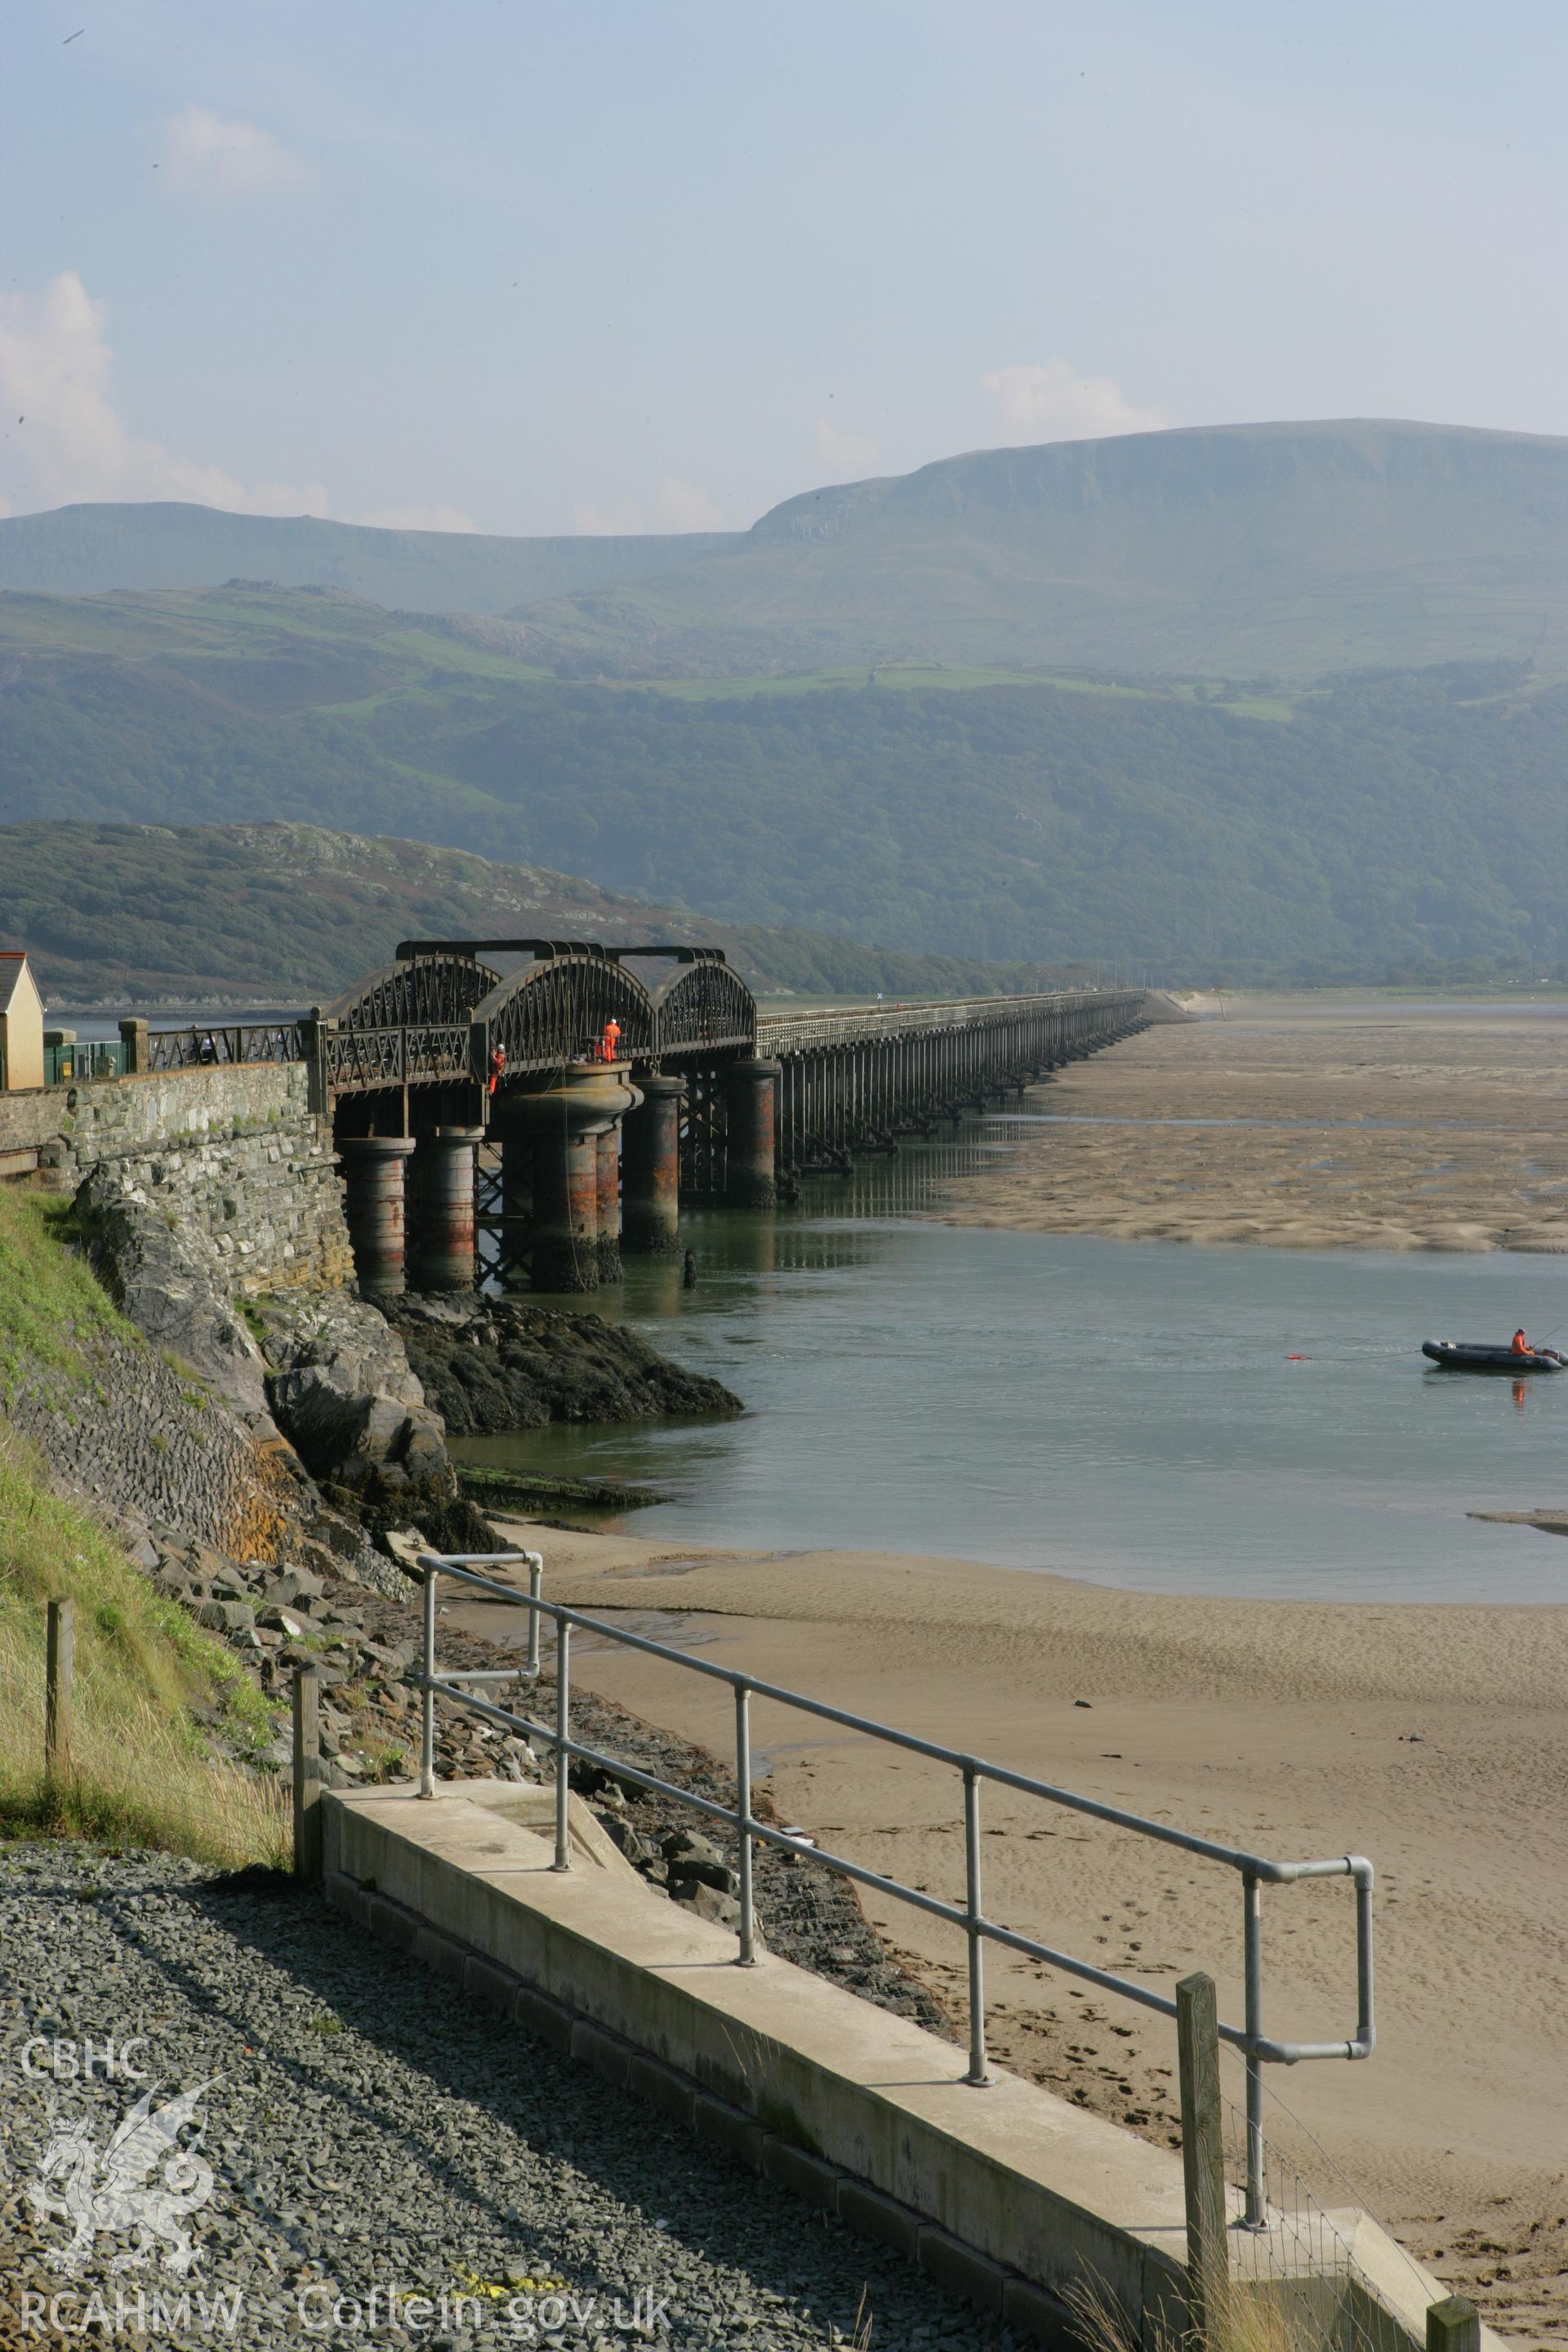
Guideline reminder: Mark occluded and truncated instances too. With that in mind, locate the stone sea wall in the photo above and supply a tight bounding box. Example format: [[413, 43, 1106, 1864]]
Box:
[[7, 1316, 294, 1563], [28, 1066, 353, 1294]]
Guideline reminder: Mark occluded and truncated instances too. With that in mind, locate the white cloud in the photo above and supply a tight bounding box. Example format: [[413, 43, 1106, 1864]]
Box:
[[162, 105, 311, 195], [0, 274, 328, 514], [574, 476, 728, 535], [813, 416, 880, 479], [654, 476, 726, 531], [979, 359, 1169, 443], [573, 498, 639, 536], [357, 501, 479, 533]]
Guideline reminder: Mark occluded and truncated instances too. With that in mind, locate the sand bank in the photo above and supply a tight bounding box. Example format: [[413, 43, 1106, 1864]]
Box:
[[940, 996, 1568, 1252], [454, 1521, 1568, 2345]]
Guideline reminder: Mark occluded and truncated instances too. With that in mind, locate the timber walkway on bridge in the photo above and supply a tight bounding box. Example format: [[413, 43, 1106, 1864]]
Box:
[[93, 942, 1149, 1294]]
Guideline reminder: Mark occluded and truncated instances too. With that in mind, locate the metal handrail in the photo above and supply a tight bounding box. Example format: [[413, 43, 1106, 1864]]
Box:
[[411, 1549, 1374, 2230]]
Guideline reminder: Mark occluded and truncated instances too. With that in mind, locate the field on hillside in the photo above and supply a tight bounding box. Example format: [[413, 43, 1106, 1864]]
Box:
[[7, 586, 1568, 977]]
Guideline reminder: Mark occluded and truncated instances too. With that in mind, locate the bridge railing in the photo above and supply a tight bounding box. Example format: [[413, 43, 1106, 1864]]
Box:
[[757, 987, 1145, 1054], [411, 1546, 1374, 2235], [122, 986, 1143, 1089], [146, 1022, 308, 1072], [323, 1022, 472, 1091]]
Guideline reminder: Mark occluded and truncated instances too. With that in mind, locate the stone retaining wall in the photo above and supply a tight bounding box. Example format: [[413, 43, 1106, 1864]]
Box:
[[20, 1066, 353, 1295], [8, 1320, 292, 1561]]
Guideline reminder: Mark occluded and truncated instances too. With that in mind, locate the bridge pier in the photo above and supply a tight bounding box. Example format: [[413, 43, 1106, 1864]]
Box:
[[499, 1064, 640, 1292], [527, 1106, 600, 1292], [725, 1058, 781, 1209], [622, 1074, 684, 1253], [408, 1125, 483, 1293], [338, 1135, 416, 1297]]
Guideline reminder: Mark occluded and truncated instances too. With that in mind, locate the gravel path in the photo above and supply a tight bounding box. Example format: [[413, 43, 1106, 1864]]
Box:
[[0, 1843, 1020, 2352]]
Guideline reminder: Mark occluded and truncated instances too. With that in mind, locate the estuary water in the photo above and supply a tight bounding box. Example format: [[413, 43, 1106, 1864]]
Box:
[[460, 1118, 1568, 1606]]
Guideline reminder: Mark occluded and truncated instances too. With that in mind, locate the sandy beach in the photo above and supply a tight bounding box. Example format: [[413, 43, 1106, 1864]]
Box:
[[939, 996, 1568, 1252], [458, 1519, 1568, 2347]]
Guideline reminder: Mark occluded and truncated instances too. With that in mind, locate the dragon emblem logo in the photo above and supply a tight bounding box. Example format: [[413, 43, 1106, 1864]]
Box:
[[25, 2077, 223, 2277]]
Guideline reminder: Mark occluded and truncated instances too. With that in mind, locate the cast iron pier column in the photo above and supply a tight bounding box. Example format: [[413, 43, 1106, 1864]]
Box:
[[725, 1057, 782, 1208], [408, 1125, 483, 1292], [339, 1135, 416, 1297], [622, 1072, 684, 1252]]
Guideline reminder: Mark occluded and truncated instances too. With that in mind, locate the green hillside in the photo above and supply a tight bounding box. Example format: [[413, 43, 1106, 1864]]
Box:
[[7, 581, 1568, 980], [1, 822, 1085, 1006], [11, 420, 1568, 678]]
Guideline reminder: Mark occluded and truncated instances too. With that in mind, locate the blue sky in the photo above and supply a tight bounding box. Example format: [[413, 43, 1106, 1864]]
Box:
[[4, 1, 1567, 536]]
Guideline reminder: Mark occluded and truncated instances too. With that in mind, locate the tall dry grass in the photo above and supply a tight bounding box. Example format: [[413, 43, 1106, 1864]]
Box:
[[0, 1428, 289, 1871], [1067, 2272, 1348, 2352]]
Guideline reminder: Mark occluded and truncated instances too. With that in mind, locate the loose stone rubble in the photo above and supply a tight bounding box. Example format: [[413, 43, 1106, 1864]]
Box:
[[150, 1526, 951, 2025], [0, 1845, 1019, 2352]]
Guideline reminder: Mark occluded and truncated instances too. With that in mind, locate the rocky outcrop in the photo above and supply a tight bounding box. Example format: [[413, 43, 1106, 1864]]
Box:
[[75, 1167, 273, 1419], [57, 1129, 742, 1583], [384, 1292, 743, 1436], [253, 1291, 492, 1553], [259, 1291, 436, 1477], [63, 1180, 482, 1576]]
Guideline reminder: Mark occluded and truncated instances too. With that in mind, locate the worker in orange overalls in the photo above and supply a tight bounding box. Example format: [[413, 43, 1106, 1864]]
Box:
[[600, 1018, 621, 1063], [488, 1045, 507, 1097]]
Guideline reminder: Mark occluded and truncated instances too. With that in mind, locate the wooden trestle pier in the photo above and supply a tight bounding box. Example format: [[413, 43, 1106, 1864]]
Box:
[[137, 942, 1149, 1294]]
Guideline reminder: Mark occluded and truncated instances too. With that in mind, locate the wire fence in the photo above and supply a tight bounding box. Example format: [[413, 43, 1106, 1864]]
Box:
[[1219, 2078, 1439, 2352]]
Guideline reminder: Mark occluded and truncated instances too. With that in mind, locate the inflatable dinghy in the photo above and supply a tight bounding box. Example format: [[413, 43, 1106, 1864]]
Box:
[[1421, 1340, 1565, 1374]]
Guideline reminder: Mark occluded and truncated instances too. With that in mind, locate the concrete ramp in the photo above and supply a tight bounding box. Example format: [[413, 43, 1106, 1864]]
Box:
[[322, 1783, 1480, 2351]]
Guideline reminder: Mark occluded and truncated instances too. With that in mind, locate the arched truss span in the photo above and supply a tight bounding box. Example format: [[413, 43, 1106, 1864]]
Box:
[[323, 955, 501, 1031], [322, 954, 500, 1093], [648, 960, 757, 1058], [473, 953, 655, 1077]]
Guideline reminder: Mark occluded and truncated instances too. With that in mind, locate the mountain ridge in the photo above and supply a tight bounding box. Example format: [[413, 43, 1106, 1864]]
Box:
[[0, 500, 728, 615], [11, 419, 1568, 675], [510, 417, 1568, 677]]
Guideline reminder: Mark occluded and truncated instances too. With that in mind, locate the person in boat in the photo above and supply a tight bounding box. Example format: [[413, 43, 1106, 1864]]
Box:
[[1508, 1329, 1561, 1360]]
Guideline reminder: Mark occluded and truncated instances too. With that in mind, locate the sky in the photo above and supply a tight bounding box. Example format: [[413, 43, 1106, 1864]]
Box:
[[4, 0, 1568, 538]]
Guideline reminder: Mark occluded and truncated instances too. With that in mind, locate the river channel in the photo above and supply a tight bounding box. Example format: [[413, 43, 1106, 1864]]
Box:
[[457, 1113, 1568, 1606]]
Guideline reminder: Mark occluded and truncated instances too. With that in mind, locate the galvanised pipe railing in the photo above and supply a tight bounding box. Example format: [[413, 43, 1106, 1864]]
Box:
[[412, 1549, 1374, 2230]]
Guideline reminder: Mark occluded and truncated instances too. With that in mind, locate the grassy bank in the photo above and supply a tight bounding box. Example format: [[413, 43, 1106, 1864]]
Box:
[[0, 1187, 288, 1868]]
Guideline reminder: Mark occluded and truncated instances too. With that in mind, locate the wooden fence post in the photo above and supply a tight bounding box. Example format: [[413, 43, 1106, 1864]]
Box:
[[292, 1668, 322, 1880], [1427, 2298, 1481, 2352], [45, 1599, 74, 1784], [1177, 1971, 1229, 2348]]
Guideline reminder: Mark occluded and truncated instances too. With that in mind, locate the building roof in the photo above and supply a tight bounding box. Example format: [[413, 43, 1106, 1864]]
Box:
[[0, 951, 35, 1014]]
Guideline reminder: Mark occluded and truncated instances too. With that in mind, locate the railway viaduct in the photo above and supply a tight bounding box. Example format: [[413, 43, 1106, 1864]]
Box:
[[102, 942, 1149, 1295]]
